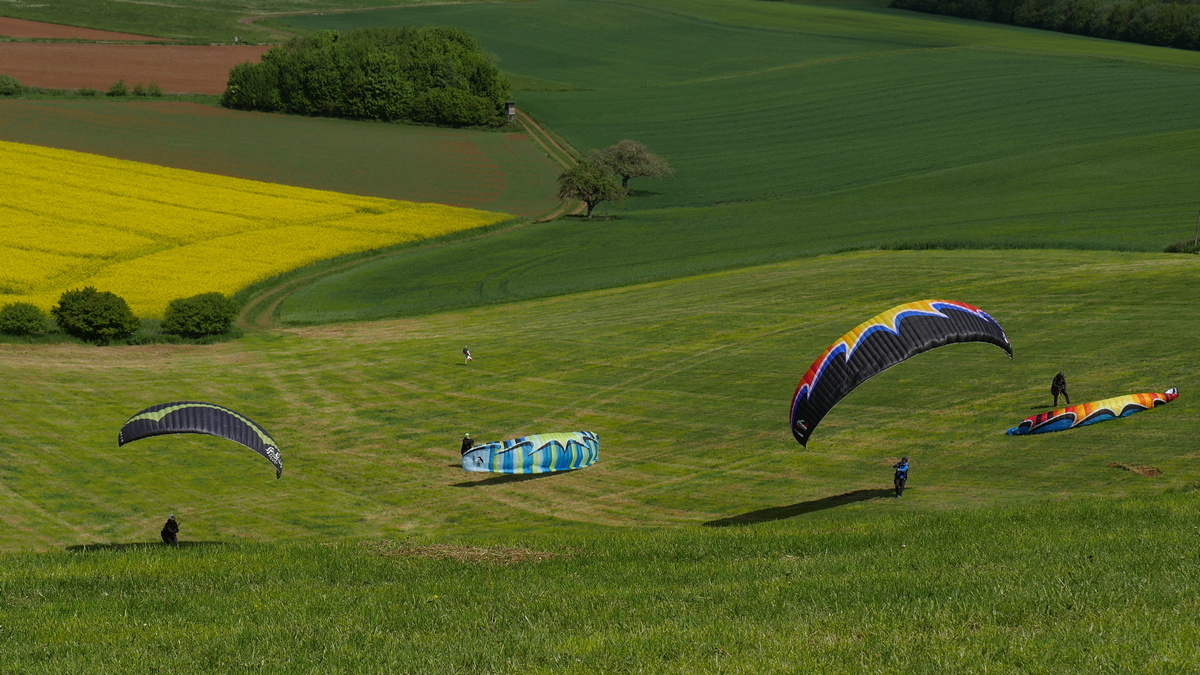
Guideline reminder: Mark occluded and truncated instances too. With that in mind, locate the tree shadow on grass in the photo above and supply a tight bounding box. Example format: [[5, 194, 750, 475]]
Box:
[[627, 188, 662, 198], [452, 471, 571, 488], [702, 489, 895, 527], [66, 541, 229, 552]]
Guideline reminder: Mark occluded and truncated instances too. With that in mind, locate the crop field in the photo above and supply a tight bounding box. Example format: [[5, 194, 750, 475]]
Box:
[[0, 17, 163, 40], [0, 43, 270, 94], [0, 101, 563, 217], [0, 140, 510, 317], [272, 0, 1200, 321], [0, 0, 510, 43]]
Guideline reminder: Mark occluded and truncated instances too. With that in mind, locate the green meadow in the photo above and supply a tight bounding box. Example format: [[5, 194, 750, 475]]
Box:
[[268, 0, 1200, 322], [4, 250, 1196, 544], [3, 0, 1200, 670], [2, 250, 1198, 669]]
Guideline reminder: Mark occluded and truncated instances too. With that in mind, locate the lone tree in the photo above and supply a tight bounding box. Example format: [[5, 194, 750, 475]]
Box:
[[592, 139, 673, 188], [557, 157, 626, 218]]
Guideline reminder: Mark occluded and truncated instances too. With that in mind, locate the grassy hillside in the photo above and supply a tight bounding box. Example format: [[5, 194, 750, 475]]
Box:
[[2, 248, 1198, 669], [2, 249, 1195, 550], [268, 0, 1200, 322], [4, 494, 1199, 671]]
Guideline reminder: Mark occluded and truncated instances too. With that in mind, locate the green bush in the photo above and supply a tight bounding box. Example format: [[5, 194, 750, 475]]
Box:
[[146, 82, 164, 97], [76, 88, 99, 97], [161, 292, 240, 338], [107, 79, 129, 97], [132, 82, 147, 96], [0, 302, 49, 336], [0, 74, 23, 96], [1164, 239, 1199, 253], [51, 287, 140, 344]]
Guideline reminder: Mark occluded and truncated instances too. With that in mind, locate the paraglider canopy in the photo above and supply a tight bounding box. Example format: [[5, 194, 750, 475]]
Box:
[[118, 401, 282, 478], [1007, 388, 1178, 435], [791, 299, 1012, 447]]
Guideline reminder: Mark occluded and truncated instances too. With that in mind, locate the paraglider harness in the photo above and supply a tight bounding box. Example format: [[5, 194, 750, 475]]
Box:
[[893, 460, 909, 497]]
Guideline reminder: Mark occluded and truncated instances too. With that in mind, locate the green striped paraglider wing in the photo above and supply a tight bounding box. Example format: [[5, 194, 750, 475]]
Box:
[[118, 401, 282, 478]]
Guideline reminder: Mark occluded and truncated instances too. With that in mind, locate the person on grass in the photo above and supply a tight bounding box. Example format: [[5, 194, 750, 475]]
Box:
[[463, 346, 472, 364], [893, 457, 909, 498], [161, 514, 179, 545], [1051, 372, 1070, 406], [460, 433, 474, 456]]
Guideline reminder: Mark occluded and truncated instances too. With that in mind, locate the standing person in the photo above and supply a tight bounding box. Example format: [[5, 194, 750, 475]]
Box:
[[893, 457, 909, 498], [1051, 372, 1070, 406], [161, 514, 179, 545], [460, 433, 474, 456], [463, 346, 472, 364]]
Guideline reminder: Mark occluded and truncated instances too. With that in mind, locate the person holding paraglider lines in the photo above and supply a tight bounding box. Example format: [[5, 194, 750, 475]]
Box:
[[161, 514, 179, 546], [893, 458, 909, 498]]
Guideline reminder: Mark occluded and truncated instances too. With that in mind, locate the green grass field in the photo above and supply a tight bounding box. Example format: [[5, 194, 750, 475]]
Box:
[[5, 495, 1200, 671], [0, 0, 510, 43], [4, 0, 1200, 670], [268, 0, 1200, 323], [2, 249, 1198, 669], [3, 250, 1195, 548]]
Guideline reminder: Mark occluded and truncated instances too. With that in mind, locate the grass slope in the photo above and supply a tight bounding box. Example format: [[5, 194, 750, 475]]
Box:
[[2, 249, 1196, 551], [4, 495, 1199, 671], [0, 100, 562, 218], [2, 248, 1198, 669], [273, 0, 1200, 322]]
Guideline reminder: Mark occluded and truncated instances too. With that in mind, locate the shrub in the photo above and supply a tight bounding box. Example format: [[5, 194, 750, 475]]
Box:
[[51, 287, 140, 344], [0, 74, 22, 96], [132, 82, 147, 96], [76, 87, 99, 97], [146, 82, 164, 97], [0, 302, 49, 336], [1163, 239, 1199, 253], [161, 292, 240, 338], [107, 79, 129, 97]]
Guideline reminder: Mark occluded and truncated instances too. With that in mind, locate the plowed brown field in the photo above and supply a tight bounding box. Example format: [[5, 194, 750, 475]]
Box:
[[0, 17, 165, 41], [0, 44, 269, 94]]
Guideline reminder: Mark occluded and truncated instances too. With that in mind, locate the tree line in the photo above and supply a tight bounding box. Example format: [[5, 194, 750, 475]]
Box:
[[890, 0, 1200, 50], [222, 26, 511, 127], [0, 290, 239, 345]]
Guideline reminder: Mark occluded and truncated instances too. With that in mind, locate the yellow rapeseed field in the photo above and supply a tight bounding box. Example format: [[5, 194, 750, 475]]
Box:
[[0, 140, 512, 317]]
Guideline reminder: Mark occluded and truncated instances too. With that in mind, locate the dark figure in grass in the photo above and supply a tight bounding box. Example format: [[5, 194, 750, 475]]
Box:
[[1051, 372, 1070, 407], [161, 514, 179, 546], [893, 457, 909, 498], [460, 433, 474, 456]]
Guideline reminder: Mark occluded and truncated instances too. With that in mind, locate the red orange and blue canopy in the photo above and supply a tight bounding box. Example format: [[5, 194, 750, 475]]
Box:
[[791, 300, 1012, 447]]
